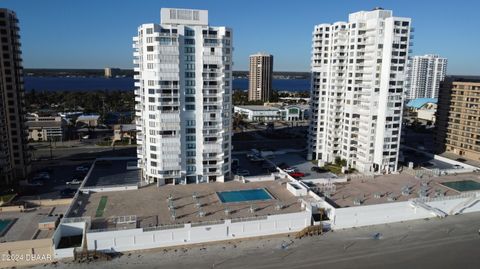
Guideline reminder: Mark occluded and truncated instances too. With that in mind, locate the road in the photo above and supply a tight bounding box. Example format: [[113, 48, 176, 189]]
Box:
[[32, 145, 136, 160], [35, 212, 480, 269]]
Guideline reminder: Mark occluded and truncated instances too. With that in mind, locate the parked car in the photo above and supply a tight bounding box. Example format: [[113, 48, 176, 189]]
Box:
[[33, 172, 50, 181], [284, 167, 297, 173], [265, 167, 277, 173], [453, 164, 463, 169], [27, 180, 44, 186], [60, 188, 76, 198], [236, 170, 250, 176], [66, 179, 82, 185], [250, 156, 265, 162], [76, 166, 89, 172], [288, 172, 305, 178], [311, 166, 327, 173], [277, 163, 288, 169]]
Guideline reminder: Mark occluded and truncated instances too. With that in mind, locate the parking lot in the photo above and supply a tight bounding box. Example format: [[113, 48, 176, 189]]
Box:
[[231, 153, 276, 177], [273, 152, 337, 180], [401, 148, 457, 170], [18, 160, 92, 199]]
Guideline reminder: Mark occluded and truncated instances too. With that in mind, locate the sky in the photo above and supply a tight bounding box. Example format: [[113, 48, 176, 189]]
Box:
[[2, 0, 479, 75]]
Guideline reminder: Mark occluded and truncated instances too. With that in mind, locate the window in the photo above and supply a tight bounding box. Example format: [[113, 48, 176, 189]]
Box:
[[184, 38, 195, 45]]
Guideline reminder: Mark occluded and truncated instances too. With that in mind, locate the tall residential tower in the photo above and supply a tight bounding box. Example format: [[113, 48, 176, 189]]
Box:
[[405, 54, 447, 100], [248, 53, 273, 102], [308, 9, 412, 174], [134, 8, 233, 185], [0, 8, 30, 185], [435, 78, 480, 161]]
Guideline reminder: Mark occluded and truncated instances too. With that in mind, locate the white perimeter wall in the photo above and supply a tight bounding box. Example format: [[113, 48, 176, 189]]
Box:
[[81, 185, 138, 193], [87, 211, 311, 252], [332, 196, 480, 230]]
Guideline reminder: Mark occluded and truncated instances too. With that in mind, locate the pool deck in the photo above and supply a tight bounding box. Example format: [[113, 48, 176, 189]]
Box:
[[325, 172, 480, 208], [68, 180, 303, 229], [0, 205, 68, 243]]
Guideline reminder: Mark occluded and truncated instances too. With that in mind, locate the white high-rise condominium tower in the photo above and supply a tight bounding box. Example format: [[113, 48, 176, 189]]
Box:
[[405, 54, 447, 100], [134, 8, 233, 185], [308, 8, 412, 174]]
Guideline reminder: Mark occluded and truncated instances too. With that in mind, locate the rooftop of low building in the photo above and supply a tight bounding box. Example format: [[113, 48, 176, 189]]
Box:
[[68, 180, 303, 230]]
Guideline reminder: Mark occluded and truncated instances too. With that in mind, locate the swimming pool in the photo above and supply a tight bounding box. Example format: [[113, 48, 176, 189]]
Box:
[[441, 180, 480, 192], [0, 219, 14, 236], [217, 188, 273, 203]]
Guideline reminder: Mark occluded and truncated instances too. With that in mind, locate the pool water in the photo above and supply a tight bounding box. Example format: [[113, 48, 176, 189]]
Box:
[[441, 180, 480, 192], [217, 188, 273, 203], [0, 219, 13, 235]]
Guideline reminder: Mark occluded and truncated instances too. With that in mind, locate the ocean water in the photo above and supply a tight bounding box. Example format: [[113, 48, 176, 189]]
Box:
[[23, 77, 310, 92]]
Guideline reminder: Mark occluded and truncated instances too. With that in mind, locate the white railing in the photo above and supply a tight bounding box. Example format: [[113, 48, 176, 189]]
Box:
[[412, 191, 478, 204]]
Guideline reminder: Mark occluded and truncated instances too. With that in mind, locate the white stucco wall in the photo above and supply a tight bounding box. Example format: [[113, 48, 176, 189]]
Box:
[[332, 201, 433, 229], [86, 211, 311, 252]]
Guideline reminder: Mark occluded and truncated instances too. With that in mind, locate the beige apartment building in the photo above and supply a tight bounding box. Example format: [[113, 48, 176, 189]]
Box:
[[248, 53, 273, 102], [0, 8, 30, 184], [435, 78, 480, 161]]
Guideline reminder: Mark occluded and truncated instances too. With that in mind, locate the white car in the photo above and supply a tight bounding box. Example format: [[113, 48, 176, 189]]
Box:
[[284, 167, 297, 173], [76, 166, 89, 172], [66, 179, 82, 185], [453, 164, 463, 169]]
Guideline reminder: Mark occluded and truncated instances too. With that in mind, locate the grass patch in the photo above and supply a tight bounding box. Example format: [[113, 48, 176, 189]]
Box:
[[0, 193, 16, 204], [323, 163, 343, 175], [95, 196, 108, 217]]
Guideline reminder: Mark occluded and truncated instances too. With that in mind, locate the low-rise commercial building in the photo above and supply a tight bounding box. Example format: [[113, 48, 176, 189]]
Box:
[[405, 98, 437, 126], [279, 105, 309, 121], [76, 114, 100, 127], [234, 105, 309, 122], [234, 105, 281, 122], [113, 124, 137, 144], [26, 113, 66, 142]]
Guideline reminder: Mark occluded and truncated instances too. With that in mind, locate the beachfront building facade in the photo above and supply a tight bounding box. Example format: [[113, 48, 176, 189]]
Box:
[[134, 8, 233, 185], [0, 9, 30, 184], [248, 53, 273, 102], [308, 8, 412, 174], [405, 54, 447, 100], [435, 78, 480, 161]]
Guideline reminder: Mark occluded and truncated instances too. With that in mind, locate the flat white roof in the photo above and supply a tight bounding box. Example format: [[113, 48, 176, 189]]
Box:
[[235, 105, 279, 111]]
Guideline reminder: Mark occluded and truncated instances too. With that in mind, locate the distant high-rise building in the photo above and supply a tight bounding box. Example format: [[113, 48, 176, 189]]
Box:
[[406, 54, 447, 100], [248, 53, 273, 102], [0, 8, 30, 184], [104, 67, 120, 78], [435, 77, 480, 161], [308, 9, 412, 174], [134, 8, 233, 185]]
